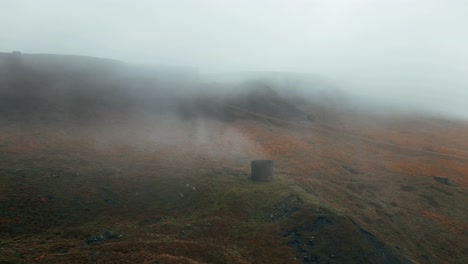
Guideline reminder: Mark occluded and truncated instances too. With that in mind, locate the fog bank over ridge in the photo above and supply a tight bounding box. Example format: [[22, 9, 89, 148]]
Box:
[[1, 0, 467, 118]]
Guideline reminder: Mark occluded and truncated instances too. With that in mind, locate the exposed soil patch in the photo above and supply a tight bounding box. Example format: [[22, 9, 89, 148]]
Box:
[[269, 194, 304, 221], [282, 210, 413, 264]]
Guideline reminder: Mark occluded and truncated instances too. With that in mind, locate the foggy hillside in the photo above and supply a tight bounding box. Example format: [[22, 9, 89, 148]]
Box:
[[0, 52, 310, 123], [1, 1, 468, 263], [0, 52, 193, 120], [1, 51, 467, 263]]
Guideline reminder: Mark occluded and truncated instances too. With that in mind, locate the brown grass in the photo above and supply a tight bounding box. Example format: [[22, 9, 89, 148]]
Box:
[[0, 114, 467, 263]]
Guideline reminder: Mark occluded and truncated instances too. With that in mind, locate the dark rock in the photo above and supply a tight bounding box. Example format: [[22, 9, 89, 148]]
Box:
[[269, 195, 303, 221], [86, 231, 122, 244], [343, 165, 362, 175], [433, 176, 450, 185], [307, 215, 334, 232], [357, 227, 412, 264], [284, 212, 413, 264], [287, 232, 307, 253]]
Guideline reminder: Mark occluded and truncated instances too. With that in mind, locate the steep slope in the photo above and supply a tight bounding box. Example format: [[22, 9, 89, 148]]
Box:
[[0, 53, 467, 263], [0, 119, 413, 264]]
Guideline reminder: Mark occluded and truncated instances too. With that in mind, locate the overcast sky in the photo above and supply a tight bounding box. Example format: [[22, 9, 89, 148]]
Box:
[[1, 0, 468, 118]]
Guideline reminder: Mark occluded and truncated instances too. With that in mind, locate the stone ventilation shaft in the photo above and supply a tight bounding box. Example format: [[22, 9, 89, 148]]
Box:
[[251, 160, 273, 182]]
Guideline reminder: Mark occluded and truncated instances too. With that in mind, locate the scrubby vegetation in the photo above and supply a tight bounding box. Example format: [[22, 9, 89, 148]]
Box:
[[1, 53, 467, 263]]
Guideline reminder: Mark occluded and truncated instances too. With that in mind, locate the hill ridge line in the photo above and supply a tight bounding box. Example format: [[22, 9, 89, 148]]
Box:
[[215, 101, 468, 161]]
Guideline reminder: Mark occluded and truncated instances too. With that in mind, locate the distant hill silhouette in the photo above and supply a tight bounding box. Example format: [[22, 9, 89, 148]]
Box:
[[0, 52, 305, 123]]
